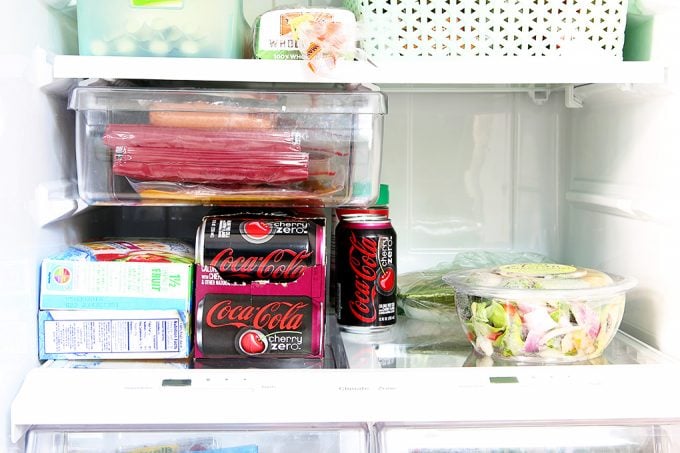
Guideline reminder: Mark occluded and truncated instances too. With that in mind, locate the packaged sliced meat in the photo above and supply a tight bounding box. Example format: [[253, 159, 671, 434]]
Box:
[[112, 145, 311, 184], [103, 124, 299, 152]]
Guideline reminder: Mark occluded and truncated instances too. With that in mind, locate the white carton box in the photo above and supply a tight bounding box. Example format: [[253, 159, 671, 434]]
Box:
[[37, 239, 194, 360], [38, 310, 190, 360], [40, 260, 193, 311]]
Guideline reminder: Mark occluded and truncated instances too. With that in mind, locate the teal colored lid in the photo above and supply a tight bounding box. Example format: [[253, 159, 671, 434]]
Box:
[[376, 184, 389, 206]]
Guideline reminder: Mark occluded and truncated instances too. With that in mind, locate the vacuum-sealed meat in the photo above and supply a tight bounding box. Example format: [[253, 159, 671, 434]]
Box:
[[106, 124, 313, 184], [113, 145, 310, 184], [104, 124, 299, 152]]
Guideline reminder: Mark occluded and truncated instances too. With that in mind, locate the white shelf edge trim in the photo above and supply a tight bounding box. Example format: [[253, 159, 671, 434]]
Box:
[[51, 55, 667, 87], [11, 365, 680, 443]]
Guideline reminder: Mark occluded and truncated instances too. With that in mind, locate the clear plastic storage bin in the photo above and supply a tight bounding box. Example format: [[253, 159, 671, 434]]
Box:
[[76, 0, 246, 58], [376, 423, 680, 452], [25, 426, 371, 452], [68, 87, 387, 206]]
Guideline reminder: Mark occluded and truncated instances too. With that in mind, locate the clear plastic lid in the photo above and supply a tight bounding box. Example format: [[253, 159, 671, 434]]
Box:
[[69, 87, 387, 115], [442, 263, 637, 300]]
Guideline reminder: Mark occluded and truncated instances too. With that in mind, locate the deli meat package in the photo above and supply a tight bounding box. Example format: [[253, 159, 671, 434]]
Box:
[[193, 209, 327, 361], [69, 86, 386, 206]]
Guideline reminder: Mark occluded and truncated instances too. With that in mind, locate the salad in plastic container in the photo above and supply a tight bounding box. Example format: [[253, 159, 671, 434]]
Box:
[[442, 263, 637, 363]]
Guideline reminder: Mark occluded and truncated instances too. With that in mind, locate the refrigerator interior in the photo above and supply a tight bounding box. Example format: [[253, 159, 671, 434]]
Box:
[[3, 0, 680, 451]]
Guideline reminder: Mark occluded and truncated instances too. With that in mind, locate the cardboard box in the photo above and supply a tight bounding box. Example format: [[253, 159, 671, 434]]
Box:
[[38, 309, 190, 360], [194, 211, 326, 359], [38, 239, 194, 360], [41, 359, 190, 369], [40, 260, 192, 311]]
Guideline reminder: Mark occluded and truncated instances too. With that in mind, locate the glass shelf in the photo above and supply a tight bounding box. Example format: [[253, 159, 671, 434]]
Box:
[[341, 316, 676, 369]]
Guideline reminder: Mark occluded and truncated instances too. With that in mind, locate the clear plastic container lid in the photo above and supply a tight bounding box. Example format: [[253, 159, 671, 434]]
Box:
[[69, 87, 387, 115], [443, 263, 637, 300]]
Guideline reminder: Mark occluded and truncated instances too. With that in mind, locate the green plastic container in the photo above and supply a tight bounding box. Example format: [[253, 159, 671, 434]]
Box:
[[623, 1, 654, 61], [76, 0, 246, 58]]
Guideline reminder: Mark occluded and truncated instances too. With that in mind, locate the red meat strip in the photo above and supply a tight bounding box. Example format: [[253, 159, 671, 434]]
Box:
[[104, 124, 299, 153], [112, 145, 310, 184]]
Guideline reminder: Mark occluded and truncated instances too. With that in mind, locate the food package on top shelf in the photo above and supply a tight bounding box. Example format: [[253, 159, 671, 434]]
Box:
[[38, 239, 194, 360], [252, 7, 358, 73], [398, 250, 550, 323], [69, 86, 386, 207]]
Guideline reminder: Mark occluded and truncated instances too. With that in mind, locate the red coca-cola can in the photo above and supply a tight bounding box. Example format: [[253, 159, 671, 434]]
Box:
[[196, 215, 316, 283], [330, 207, 391, 311], [336, 215, 397, 332]]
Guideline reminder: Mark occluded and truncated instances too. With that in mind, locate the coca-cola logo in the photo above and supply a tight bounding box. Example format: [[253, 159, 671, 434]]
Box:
[[348, 231, 379, 323], [209, 247, 312, 281], [206, 299, 307, 331], [240, 221, 274, 244]]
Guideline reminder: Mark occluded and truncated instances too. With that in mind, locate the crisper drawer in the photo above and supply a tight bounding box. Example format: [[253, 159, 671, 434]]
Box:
[[376, 423, 680, 452], [68, 86, 386, 207], [25, 425, 371, 452]]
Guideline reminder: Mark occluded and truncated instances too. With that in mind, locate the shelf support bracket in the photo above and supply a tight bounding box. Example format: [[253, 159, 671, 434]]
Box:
[[527, 89, 551, 106], [31, 180, 90, 227], [32, 47, 78, 96], [565, 85, 583, 109]]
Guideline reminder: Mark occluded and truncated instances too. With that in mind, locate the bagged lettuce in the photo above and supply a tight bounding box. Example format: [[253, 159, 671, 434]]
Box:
[[397, 250, 549, 323]]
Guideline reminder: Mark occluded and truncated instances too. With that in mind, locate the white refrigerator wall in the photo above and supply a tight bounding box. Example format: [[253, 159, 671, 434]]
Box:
[[2, 0, 680, 452], [379, 84, 680, 356], [563, 83, 680, 353], [0, 3, 82, 452], [381, 91, 564, 273]]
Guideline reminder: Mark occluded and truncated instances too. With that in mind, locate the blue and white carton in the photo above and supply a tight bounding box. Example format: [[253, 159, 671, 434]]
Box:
[[38, 239, 193, 360]]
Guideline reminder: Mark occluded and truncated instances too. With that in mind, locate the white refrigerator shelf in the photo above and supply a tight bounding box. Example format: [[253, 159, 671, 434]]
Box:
[[12, 315, 680, 445], [11, 363, 680, 448], [45, 55, 667, 91]]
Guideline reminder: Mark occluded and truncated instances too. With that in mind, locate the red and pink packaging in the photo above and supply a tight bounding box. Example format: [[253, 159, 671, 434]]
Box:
[[193, 210, 326, 359]]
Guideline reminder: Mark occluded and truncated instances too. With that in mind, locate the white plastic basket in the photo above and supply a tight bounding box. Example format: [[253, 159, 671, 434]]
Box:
[[344, 0, 629, 59]]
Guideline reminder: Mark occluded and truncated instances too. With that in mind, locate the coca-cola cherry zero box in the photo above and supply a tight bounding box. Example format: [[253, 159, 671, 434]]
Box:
[[194, 210, 326, 359]]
